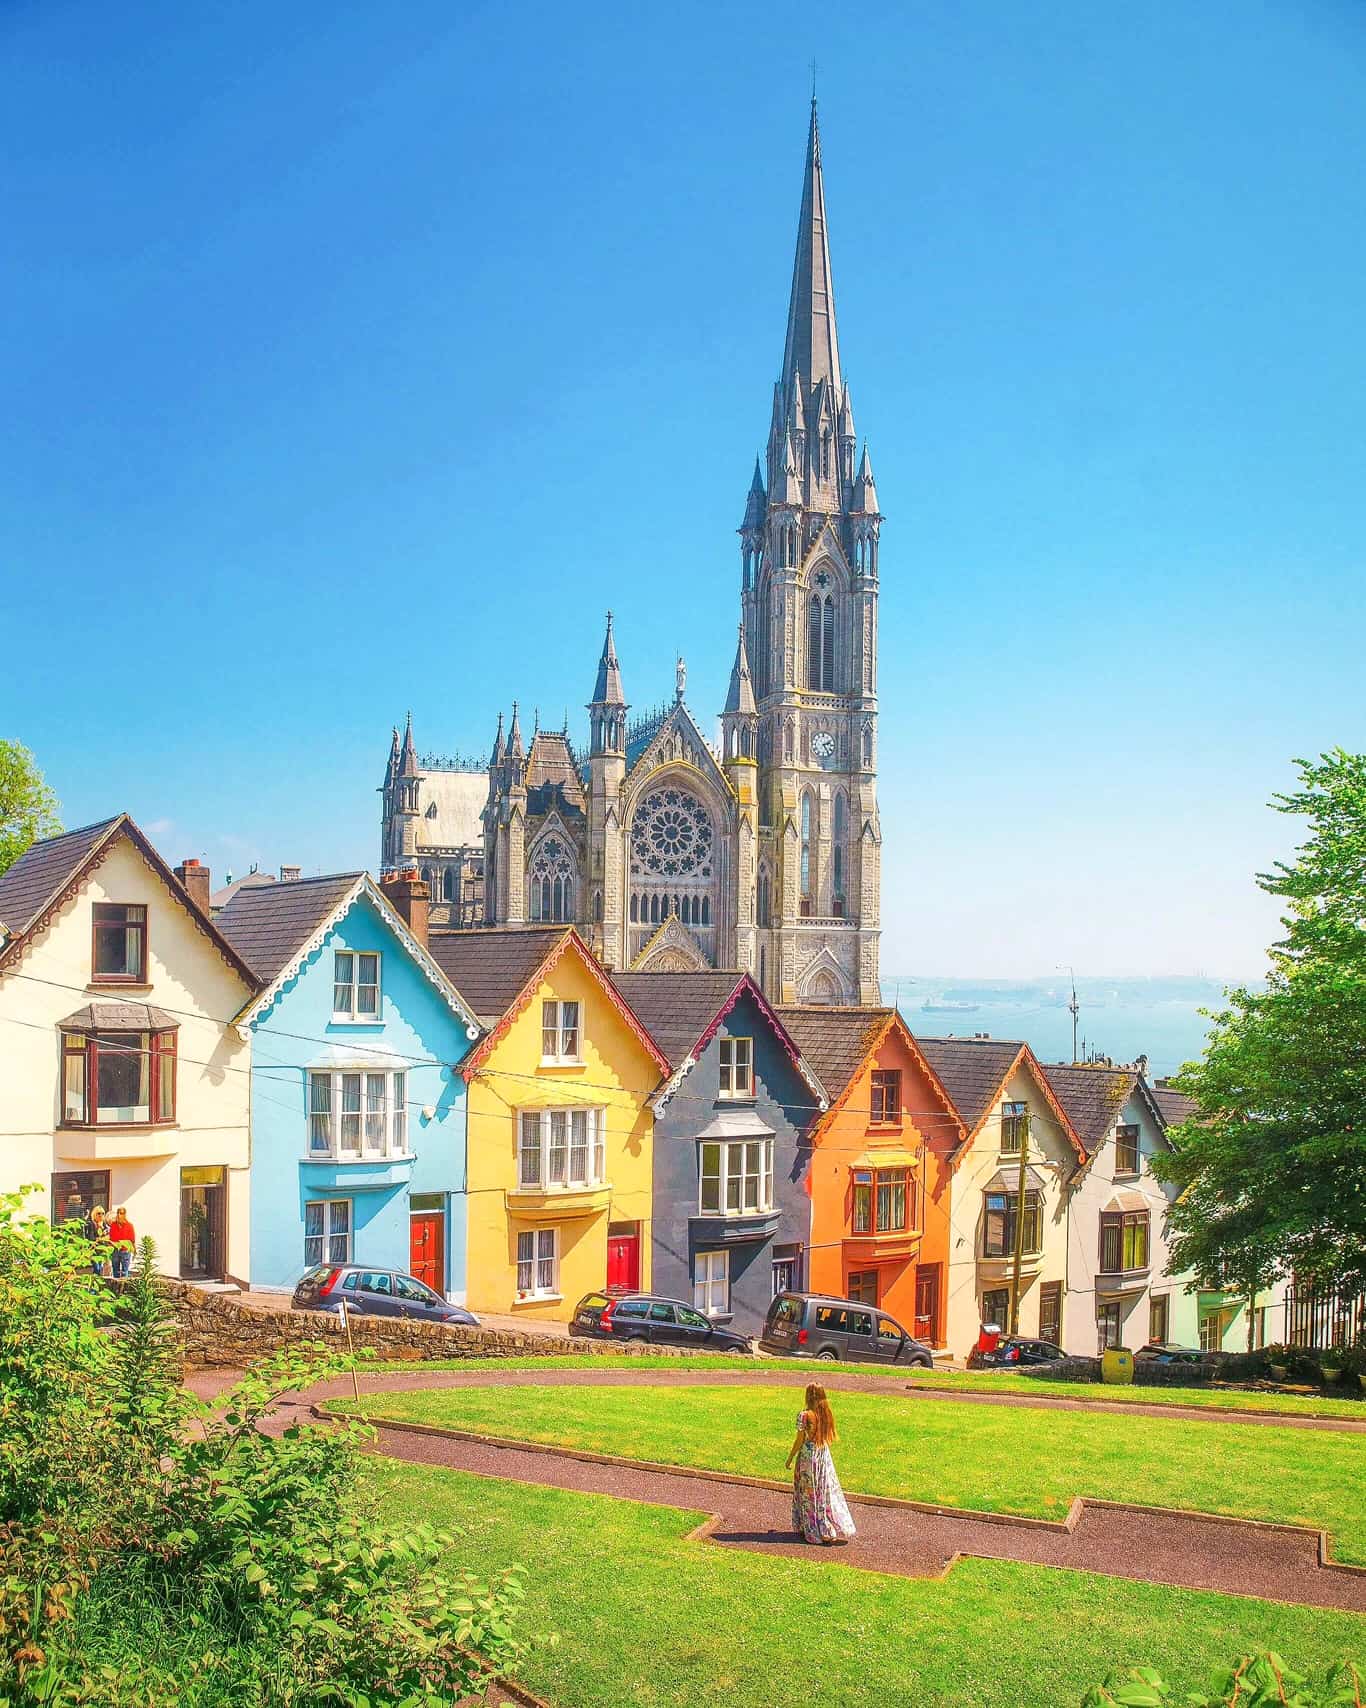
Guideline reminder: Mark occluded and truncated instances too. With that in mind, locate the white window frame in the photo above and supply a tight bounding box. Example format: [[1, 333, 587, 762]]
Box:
[[515, 1107, 606, 1191], [694, 1249, 730, 1316], [333, 950, 381, 1021], [307, 1067, 408, 1159], [540, 999, 582, 1064], [718, 1036, 754, 1099], [304, 1198, 352, 1267], [698, 1137, 774, 1216], [516, 1227, 558, 1298]]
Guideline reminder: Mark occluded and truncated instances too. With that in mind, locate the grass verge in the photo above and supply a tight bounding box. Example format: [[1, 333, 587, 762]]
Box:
[[341, 1382, 1366, 1562], [367, 1457, 1365, 1708]]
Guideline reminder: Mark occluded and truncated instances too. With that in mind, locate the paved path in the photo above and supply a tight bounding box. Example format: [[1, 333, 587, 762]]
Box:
[[189, 1364, 1366, 1613]]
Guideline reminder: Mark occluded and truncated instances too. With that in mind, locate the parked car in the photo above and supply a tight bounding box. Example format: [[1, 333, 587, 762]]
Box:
[[1135, 1342, 1205, 1365], [759, 1292, 934, 1366], [292, 1263, 479, 1326], [967, 1335, 1065, 1369], [571, 1291, 754, 1353]]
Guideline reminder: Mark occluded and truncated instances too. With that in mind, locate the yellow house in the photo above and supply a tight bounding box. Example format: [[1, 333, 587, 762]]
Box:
[[0, 816, 258, 1279], [430, 926, 669, 1320]]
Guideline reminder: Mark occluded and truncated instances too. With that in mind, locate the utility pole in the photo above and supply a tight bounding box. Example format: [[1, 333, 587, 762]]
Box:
[[1058, 964, 1080, 1062], [1008, 1108, 1032, 1335]]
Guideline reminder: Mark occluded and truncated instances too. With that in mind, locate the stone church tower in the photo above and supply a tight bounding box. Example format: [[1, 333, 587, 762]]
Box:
[[382, 100, 881, 1004], [740, 97, 882, 1003]]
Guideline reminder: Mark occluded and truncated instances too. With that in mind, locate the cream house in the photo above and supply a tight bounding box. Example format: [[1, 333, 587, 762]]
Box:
[[918, 1037, 1087, 1359], [0, 816, 257, 1281]]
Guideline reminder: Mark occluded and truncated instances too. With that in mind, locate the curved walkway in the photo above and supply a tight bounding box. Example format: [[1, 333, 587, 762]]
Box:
[[188, 1364, 1366, 1613]]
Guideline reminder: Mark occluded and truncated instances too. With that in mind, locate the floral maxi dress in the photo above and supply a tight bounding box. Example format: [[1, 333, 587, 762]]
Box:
[[792, 1411, 857, 1543]]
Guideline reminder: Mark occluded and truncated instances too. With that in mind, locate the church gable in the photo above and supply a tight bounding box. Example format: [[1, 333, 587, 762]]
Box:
[[630, 912, 710, 974], [623, 702, 729, 798]]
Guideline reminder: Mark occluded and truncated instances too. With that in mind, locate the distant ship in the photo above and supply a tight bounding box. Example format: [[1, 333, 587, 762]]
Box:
[[921, 999, 981, 1014]]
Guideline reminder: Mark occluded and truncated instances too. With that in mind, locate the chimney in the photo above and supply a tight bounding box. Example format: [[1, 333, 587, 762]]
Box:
[[279, 864, 302, 882], [174, 857, 210, 915], [382, 866, 429, 948]]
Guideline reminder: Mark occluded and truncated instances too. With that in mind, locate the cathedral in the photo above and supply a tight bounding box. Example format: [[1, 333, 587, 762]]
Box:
[[380, 100, 882, 1005]]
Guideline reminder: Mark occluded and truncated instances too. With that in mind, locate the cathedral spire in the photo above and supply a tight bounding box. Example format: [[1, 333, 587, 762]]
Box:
[[780, 98, 842, 412], [398, 712, 419, 779], [591, 610, 626, 706], [507, 701, 524, 761], [384, 725, 400, 787], [741, 458, 766, 530], [724, 621, 757, 717], [851, 441, 880, 514], [490, 709, 505, 767]]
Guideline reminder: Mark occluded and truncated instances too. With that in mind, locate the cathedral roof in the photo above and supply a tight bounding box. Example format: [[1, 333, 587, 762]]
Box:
[[414, 769, 486, 853], [780, 99, 842, 416], [522, 731, 587, 812]]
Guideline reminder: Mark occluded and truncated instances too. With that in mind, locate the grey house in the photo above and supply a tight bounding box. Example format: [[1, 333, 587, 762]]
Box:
[[611, 972, 827, 1336]]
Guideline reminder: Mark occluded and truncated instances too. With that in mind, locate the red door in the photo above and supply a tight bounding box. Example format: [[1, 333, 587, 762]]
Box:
[[914, 1264, 941, 1345], [410, 1212, 445, 1295], [606, 1223, 639, 1293]]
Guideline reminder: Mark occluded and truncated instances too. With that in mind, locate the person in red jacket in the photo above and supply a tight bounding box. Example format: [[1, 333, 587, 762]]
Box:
[[107, 1207, 135, 1279]]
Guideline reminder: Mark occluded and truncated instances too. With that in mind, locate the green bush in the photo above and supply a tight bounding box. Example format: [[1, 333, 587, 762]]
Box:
[[1083, 1652, 1364, 1706], [0, 1187, 534, 1705]]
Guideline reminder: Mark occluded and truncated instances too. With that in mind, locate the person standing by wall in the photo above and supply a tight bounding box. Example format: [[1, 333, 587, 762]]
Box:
[[107, 1207, 136, 1279]]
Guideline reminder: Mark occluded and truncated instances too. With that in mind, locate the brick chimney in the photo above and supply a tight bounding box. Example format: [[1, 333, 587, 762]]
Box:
[[174, 857, 210, 915], [381, 867, 429, 948], [279, 864, 302, 882]]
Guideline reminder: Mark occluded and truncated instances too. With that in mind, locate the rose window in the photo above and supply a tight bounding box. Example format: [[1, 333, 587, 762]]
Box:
[[631, 788, 714, 879]]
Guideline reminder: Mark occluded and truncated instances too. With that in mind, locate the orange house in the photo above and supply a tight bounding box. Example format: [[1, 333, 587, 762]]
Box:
[[780, 1007, 965, 1349]]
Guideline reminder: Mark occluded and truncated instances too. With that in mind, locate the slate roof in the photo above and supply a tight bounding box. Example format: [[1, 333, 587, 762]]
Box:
[[59, 1001, 179, 1032], [215, 873, 362, 983], [914, 1036, 1026, 1133], [1152, 1083, 1200, 1127], [610, 972, 749, 1068], [0, 817, 121, 937], [427, 927, 570, 1026], [1040, 1064, 1139, 1151], [777, 1006, 894, 1103]]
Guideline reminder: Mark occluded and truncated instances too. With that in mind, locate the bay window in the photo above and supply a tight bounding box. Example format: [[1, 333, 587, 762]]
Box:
[[699, 1138, 773, 1215], [516, 1228, 558, 1297], [1099, 1210, 1150, 1272], [307, 1067, 407, 1158], [718, 1036, 753, 1098], [333, 951, 380, 1020], [516, 1107, 605, 1189], [982, 1188, 1042, 1258], [541, 1000, 581, 1063], [851, 1165, 914, 1234], [61, 1028, 176, 1125]]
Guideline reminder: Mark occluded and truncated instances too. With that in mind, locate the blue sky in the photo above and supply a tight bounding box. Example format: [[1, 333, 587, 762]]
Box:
[[3, 1, 1364, 978]]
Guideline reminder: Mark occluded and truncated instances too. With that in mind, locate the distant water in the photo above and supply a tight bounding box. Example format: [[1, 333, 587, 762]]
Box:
[[881, 975, 1258, 1080]]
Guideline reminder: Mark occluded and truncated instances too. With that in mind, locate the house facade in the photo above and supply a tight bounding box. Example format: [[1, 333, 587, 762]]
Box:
[[612, 973, 824, 1336], [217, 870, 481, 1297], [432, 927, 668, 1320], [0, 817, 256, 1279], [919, 1037, 1086, 1358], [783, 1007, 964, 1348]]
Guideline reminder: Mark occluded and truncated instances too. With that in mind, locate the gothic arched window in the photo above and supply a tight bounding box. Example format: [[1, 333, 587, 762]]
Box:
[[442, 868, 456, 903], [800, 792, 813, 913], [629, 782, 719, 959], [527, 835, 575, 923], [807, 578, 836, 692], [832, 792, 848, 914], [757, 866, 771, 929]]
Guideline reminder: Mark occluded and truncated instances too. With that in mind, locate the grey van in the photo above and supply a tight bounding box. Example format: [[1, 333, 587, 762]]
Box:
[[760, 1291, 934, 1366]]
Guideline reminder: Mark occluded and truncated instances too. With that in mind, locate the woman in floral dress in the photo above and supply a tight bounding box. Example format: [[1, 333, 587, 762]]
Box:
[[785, 1383, 856, 1545]]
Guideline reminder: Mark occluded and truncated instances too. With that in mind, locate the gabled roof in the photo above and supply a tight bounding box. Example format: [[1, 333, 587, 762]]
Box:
[[778, 1006, 964, 1145], [915, 1034, 1086, 1161], [1152, 1083, 1200, 1127], [0, 814, 258, 989], [1041, 1064, 1167, 1152], [442, 927, 669, 1081], [220, 873, 481, 1034], [614, 972, 826, 1112], [428, 926, 570, 1028]]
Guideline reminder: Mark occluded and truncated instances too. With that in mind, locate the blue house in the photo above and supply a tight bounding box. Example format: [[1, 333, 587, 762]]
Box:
[[610, 972, 827, 1336], [218, 872, 481, 1297]]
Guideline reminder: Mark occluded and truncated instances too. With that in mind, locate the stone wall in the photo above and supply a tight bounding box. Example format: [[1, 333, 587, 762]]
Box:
[[145, 1280, 688, 1370], [1021, 1351, 1266, 1387]]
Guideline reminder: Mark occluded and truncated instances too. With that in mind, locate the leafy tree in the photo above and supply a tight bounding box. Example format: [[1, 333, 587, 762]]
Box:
[[1153, 751, 1366, 1307], [0, 739, 60, 876]]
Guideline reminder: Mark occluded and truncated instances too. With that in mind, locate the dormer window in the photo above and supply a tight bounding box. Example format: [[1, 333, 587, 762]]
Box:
[[91, 904, 146, 984], [333, 952, 380, 1021]]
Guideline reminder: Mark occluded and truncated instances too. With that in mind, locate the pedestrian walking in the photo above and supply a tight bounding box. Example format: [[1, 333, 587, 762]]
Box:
[[83, 1205, 110, 1276], [785, 1382, 856, 1546], [107, 1207, 136, 1279]]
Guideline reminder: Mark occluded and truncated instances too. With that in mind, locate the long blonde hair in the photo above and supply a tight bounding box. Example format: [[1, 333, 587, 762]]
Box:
[[803, 1383, 837, 1447]]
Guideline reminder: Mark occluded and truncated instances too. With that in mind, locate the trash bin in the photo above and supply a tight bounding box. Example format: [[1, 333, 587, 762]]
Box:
[[1102, 1348, 1134, 1385]]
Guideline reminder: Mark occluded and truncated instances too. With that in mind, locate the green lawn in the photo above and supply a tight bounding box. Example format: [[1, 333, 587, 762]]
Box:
[[367, 1354, 1366, 1418], [342, 1381, 1366, 1562], [366, 1458, 1365, 1708]]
